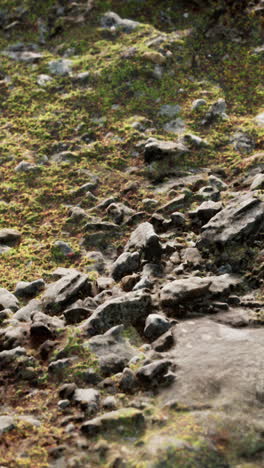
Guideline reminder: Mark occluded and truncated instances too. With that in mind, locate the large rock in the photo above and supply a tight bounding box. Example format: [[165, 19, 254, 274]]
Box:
[[42, 270, 94, 313], [111, 252, 140, 282], [125, 222, 162, 261], [144, 138, 188, 164], [81, 408, 145, 436], [200, 193, 264, 248], [0, 288, 19, 311], [81, 290, 152, 335], [160, 274, 240, 308]]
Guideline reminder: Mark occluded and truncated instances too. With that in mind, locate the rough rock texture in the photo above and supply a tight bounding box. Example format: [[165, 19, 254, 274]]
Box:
[[125, 222, 162, 261]]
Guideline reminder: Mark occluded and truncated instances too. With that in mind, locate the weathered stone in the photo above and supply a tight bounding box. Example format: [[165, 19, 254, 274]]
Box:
[[0, 416, 15, 435], [125, 222, 162, 261], [144, 314, 171, 341], [111, 252, 140, 282], [0, 228, 21, 244], [136, 359, 172, 388], [0, 346, 26, 369], [73, 388, 100, 415], [101, 12, 139, 33], [144, 138, 188, 164], [189, 200, 223, 224], [14, 279, 45, 298], [63, 303, 92, 325], [42, 271, 93, 313], [250, 173, 264, 191], [200, 193, 264, 247], [157, 193, 188, 215], [48, 59, 72, 75], [13, 299, 41, 322], [0, 288, 19, 311], [152, 330, 175, 352], [119, 367, 137, 393], [81, 408, 145, 436], [82, 291, 152, 335]]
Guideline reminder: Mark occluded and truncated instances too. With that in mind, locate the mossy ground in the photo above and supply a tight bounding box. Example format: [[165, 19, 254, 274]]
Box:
[[0, 1, 263, 466]]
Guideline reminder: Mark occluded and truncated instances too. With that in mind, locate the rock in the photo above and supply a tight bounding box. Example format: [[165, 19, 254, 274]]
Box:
[[30, 323, 53, 345], [250, 173, 264, 190], [102, 396, 117, 410], [52, 240, 74, 257], [191, 98, 207, 110], [63, 303, 92, 324], [161, 274, 240, 309], [136, 359, 172, 388], [14, 279, 45, 298], [143, 50, 166, 64], [73, 388, 100, 415], [106, 202, 135, 225], [125, 222, 162, 261], [120, 274, 140, 292], [202, 98, 228, 125], [152, 330, 175, 352], [163, 118, 185, 134], [144, 314, 171, 341], [198, 185, 220, 202], [133, 276, 153, 291], [170, 212, 186, 228], [101, 12, 139, 33], [0, 288, 19, 311], [189, 200, 223, 224], [48, 358, 73, 375], [0, 228, 21, 244], [254, 111, 264, 127], [72, 71, 90, 83], [232, 130, 255, 154], [0, 415, 15, 435], [119, 367, 137, 393], [157, 193, 188, 215], [0, 323, 29, 350], [2, 50, 43, 62], [0, 346, 26, 369], [182, 133, 209, 148], [81, 408, 145, 436], [87, 325, 139, 374], [13, 299, 41, 321], [82, 290, 152, 335], [182, 247, 203, 267], [15, 161, 39, 172], [200, 193, 264, 248], [159, 104, 181, 118], [85, 251, 105, 274], [42, 270, 94, 313], [208, 175, 227, 191], [59, 383, 77, 400], [142, 198, 159, 211], [111, 252, 140, 282], [48, 59, 72, 75], [144, 138, 188, 164]]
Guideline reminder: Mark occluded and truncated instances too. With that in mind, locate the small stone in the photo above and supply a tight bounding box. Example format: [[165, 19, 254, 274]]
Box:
[[49, 59, 72, 76], [0, 228, 21, 244], [58, 399, 70, 410], [15, 279, 45, 298], [0, 416, 15, 435], [144, 314, 171, 341], [192, 99, 207, 111], [102, 396, 117, 410]]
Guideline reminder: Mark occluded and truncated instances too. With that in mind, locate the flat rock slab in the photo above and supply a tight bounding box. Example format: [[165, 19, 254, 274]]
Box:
[[161, 318, 264, 414], [201, 193, 264, 247]]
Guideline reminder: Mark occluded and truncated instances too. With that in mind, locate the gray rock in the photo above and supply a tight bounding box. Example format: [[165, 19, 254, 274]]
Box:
[[152, 330, 174, 352], [85, 251, 105, 274], [48, 59, 72, 76], [0, 346, 26, 369], [42, 270, 93, 313], [72, 71, 90, 83], [136, 359, 172, 387], [15, 161, 39, 172], [208, 175, 227, 191], [111, 252, 140, 281], [182, 247, 203, 267], [198, 185, 220, 202], [144, 138, 188, 164], [63, 303, 92, 325], [200, 193, 264, 247], [250, 173, 264, 190], [0, 228, 21, 244], [82, 290, 152, 335], [0, 415, 15, 435], [13, 299, 41, 321], [101, 11, 139, 33], [53, 240, 74, 257], [48, 358, 73, 375], [125, 222, 162, 261], [142, 198, 159, 211], [170, 212, 186, 227], [102, 396, 117, 410], [144, 314, 171, 341], [37, 74, 52, 86], [2, 50, 43, 62], [182, 133, 209, 148], [232, 130, 255, 154], [133, 276, 153, 291], [14, 279, 45, 298], [50, 151, 76, 163], [0, 323, 29, 350], [202, 98, 228, 125], [157, 193, 188, 215], [81, 408, 145, 436], [73, 388, 100, 415], [120, 367, 137, 393], [106, 202, 135, 225], [0, 288, 19, 311], [189, 200, 223, 224], [160, 274, 240, 309]]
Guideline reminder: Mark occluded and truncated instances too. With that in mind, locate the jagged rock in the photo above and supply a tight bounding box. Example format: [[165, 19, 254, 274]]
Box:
[[160, 274, 240, 308], [81, 408, 145, 436], [0, 288, 19, 311], [136, 359, 173, 388], [120, 367, 137, 393], [87, 325, 138, 375], [0, 416, 15, 435], [52, 240, 74, 257], [144, 138, 188, 164], [120, 274, 140, 292], [142, 198, 159, 211], [170, 212, 186, 228], [163, 118, 185, 134], [14, 279, 45, 298], [102, 396, 117, 410], [157, 193, 189, 215], [232, 130, 255, 154], [30, 322, 53, 344], [0, 346, 26, 369], [111, 252, 140, 282], [73, 388, 100, 416], [198, 185, 220, 202], [200, 193, 264, 248], [182, 133, 209, 148], [2, 50, 43, 62], [0, 228, 21, 244], [48, 358, 74, 375], [81, 291, 152, 335], [159, 104, 181, 117], [125, 222, 162, 261], [250, 173, 264, 190], [208, 175, 227, 191], [85, 251, 105, 274], [152, 330, 175, 352], [144, 314, 171, 341], [182, 247, 203, 267], [101, 12, 139, 33], [106, 202, 135, 225], [189, 200, 223, 224], [59, 383, 77, 400], [202, 98, 228, 125], [133, 276, 153, 291], [0, 323, 29, 350], [42, 270, 94, 313], [13, 299, 41, 321], [63, 303, 92, 324]]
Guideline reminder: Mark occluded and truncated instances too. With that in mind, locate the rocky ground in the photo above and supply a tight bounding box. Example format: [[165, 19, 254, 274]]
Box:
[[0, 1, 264, 467]]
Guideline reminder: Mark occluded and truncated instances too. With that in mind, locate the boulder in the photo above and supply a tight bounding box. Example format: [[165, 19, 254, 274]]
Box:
[[0, 288, 19, 311], [111, 252, 140, 282], [144, 314, 171, 341], [144, 138, 188, 164], [125, 222, 162, 261]]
